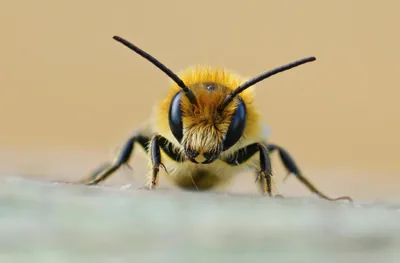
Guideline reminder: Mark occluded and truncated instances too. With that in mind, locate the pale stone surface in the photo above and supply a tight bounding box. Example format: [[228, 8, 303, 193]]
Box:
[[1, 176, 400, 263]]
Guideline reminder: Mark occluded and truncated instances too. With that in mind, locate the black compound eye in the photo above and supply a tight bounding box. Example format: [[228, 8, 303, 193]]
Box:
[[168, 91, 183, 143], [222, 98, 246, 151]]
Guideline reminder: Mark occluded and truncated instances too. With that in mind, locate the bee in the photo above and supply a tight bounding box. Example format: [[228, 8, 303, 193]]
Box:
[[79, 35, 352, 202]]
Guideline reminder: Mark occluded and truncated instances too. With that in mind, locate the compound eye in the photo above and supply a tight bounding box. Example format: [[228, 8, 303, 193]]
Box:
[[168, 91, 184, 143], [222, 98, 246, 151]]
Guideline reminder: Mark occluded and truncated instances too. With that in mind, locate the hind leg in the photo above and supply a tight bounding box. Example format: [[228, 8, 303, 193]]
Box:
[[266, 143, 352, 201]]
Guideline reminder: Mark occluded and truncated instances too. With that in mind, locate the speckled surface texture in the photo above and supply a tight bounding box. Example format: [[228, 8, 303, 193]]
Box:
[[1, 176, 399, 263]]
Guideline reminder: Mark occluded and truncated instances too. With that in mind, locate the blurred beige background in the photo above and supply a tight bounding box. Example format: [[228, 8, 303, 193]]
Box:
[[2, 0, 399, 201]]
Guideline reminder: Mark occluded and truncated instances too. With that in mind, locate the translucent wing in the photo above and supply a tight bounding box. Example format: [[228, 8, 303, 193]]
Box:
[[262, 122, 272, 138]]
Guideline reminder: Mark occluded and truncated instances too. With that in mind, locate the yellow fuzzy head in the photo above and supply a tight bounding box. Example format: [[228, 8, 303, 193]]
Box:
[[157, 66, 261, 164]]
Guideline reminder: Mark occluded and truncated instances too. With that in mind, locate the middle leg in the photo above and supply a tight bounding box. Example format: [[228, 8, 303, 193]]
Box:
[[80, 134, 150, 185]]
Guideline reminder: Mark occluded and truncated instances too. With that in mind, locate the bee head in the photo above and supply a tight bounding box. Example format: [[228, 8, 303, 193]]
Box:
[[112, 35, 316, 164], [168, 83, 246, 164]]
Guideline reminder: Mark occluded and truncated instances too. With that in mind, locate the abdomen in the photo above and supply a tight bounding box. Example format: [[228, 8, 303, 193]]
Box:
[[159, 159, 244, 191], [173, 168, 226, 190]]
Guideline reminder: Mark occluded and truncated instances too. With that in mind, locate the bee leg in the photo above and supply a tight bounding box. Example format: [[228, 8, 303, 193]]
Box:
[[257, 143, 273, 196], [222, 143, 274, 197], [266, 143, 352, 202], [149, 135, 162, 189], [79, 134, 150, 185], [148, 135, 182, 189]]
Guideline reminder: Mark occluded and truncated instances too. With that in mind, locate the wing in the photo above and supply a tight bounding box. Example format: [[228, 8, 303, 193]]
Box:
[[262, 122, 272, 138]]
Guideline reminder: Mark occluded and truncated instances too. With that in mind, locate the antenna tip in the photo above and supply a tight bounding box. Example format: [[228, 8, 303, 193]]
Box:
[[113, 35, 121, 41]]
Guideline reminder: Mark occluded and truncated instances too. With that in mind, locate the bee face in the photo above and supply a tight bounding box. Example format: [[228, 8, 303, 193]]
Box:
[[168, 83, 247, 164]]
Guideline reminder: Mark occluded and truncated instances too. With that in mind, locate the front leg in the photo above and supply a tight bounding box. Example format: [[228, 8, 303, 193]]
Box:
[[149, 135, 162, 189], [148, 135, 185, 189], [222, 143, 274, 197]]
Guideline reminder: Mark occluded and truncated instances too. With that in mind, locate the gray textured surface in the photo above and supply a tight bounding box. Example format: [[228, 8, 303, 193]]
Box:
[[1, 176, 400, 263]]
